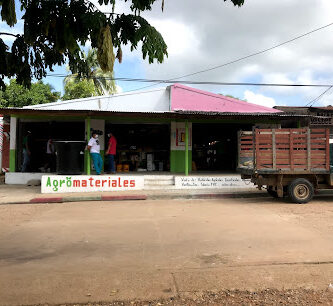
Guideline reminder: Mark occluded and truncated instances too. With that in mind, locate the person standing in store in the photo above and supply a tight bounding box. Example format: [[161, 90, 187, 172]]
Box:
[[21, 130, 31, 172], [87, 131, 103, 175], [44, 138, 56, 172], [106, 132, 117, 174]]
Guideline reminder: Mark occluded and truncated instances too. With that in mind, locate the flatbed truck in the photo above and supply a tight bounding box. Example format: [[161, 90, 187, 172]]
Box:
[[237, 128, 333, 203]]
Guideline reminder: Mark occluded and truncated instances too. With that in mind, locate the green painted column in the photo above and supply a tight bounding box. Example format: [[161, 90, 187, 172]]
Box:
[[9, 150, 16, 172], [185, 120, 189, 176], [86, 117, 91, 175], [297, 120, 301, 128]]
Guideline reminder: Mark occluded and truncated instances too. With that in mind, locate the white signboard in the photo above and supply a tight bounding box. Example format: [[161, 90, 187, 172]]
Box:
[[42, 175, 144, 193], [175, 176, 254, 189], [171, 122, 192, 151]]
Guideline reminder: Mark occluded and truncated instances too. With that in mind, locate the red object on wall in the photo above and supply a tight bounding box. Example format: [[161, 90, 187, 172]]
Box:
[[1, 116, 10, 172]]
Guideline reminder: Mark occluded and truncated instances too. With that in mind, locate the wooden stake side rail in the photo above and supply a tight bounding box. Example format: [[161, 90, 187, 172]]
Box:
[[238, 128, 330, 172], [238, 131, 255, 168]]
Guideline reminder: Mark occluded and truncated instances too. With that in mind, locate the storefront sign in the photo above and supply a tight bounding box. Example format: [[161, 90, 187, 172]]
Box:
[[175, 176, 254, 189], [310, 116, 333, 126], [41, 175, 144, 193], [171, 122, 192, 150]]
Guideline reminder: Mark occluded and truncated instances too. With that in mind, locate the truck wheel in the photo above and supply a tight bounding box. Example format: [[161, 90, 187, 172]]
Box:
[[267, 186, 278, 198], [288, 178, 314, 204]]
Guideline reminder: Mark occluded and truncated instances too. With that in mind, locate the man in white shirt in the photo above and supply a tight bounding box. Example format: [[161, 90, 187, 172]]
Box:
[[43, 138, 55, 172], [87, 131, 103, 175]]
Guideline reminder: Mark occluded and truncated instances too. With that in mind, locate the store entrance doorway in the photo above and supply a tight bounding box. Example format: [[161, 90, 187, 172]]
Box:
[[105, 123, 170, 172], [192, 123, 252, 172], [17, 120, 85, 172]]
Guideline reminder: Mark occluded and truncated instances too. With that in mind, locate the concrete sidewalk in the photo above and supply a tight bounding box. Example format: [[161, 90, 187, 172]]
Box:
[[0, 184, 267, 204]]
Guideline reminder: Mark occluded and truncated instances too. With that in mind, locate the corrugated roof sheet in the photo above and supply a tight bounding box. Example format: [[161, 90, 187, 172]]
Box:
[[311, 106, 333, 110], [24, 87, 170, 112], [0, 107, 314, 122], [23, 84, 284, 114], [173, 110, 309, 116], [171, 84, 282, 114]]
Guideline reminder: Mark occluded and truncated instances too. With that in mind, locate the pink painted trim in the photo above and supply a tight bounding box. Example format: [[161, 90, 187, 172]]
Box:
[[170, 84, 282, 113]]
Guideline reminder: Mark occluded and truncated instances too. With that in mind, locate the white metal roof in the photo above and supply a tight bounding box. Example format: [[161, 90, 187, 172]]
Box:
[[24, 87, 170, 112]]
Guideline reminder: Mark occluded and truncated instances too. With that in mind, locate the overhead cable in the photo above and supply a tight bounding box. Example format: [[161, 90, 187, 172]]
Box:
[[306, 86, 333, 106], [128, 21, 333, 92], [47, 74, 333, 88]]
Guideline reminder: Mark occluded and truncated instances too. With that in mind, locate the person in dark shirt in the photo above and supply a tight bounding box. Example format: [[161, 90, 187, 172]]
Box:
[[21, 130, 31, 172]]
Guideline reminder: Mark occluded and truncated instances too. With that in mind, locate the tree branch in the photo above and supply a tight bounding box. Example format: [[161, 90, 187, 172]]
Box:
[[0, 32, 19, 37], [84, 0, 120, 15]]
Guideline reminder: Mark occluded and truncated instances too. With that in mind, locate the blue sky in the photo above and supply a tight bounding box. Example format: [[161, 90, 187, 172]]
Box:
[[2, 0, 333, 107]]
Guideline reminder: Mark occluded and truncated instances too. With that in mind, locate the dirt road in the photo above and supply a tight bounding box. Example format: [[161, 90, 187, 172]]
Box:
[[0, 197, 333, 305]]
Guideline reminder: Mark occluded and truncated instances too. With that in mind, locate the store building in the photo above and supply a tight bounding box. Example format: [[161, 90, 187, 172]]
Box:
[[275, 106, 333, 138], [0, 84, 308, 184]]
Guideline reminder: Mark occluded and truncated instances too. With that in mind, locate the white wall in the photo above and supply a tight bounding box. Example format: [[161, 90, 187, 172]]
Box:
[[5, 172, 43, 185], [10, 116, 17, 150], [171, 122, 192, 151], [26, 88, 170, 113]]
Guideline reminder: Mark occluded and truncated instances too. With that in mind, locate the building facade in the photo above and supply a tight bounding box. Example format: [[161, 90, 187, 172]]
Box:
[[1, 84, 309, 184]]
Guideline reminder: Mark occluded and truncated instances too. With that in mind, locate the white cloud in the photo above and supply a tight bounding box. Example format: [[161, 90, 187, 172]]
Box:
[[120, 0, 333, 105], [17, 0, 333, 105], [149, 19, 200, 56], [244, 90, 278, 108]]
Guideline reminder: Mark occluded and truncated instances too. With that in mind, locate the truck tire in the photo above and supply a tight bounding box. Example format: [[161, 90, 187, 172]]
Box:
[[267, 186, 278, 198], [288, 178, 314, 204]]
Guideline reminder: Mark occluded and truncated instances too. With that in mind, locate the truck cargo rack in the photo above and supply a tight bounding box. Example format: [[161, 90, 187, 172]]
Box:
[[238, 128, 330, 174]]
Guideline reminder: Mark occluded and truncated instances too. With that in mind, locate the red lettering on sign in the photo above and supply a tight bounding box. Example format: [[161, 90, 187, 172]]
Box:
[[95, 179, 100, 187], [123, 180, 128, 187], [73, 180, 80, 187], [130, 180, 135, 187], [112, 180, 117, 187], [82, 180, 87, 187]]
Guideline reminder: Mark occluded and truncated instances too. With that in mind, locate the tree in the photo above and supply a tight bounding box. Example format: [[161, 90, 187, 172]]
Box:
[[0, 0, 245, 89], [0, 79, 60, 107], [63, 78, 96, 100], [64, 48, 117, 97]]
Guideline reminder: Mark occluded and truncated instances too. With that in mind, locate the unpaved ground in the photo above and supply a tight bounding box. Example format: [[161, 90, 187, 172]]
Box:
[[0, 197, 333, 305], [45, 289, 333, 305]]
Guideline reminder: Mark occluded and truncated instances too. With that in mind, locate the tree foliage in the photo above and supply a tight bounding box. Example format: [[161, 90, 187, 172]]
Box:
[[0, 79, 60, 107], [63, 78, 96, 101], [0, 0, 245, 90], [65, 48, 117, 97]]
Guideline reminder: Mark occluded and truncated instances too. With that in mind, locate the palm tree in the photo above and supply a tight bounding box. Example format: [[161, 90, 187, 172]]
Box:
[[64, 48, 117, 96]]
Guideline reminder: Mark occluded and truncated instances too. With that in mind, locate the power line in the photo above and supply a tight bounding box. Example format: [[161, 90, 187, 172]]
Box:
[[47, 74, 333, 88], [52, 73, 333, 107], [128, 21, 333, 92], [306, 86, 333, 107], [49, 73, 333, 108]]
